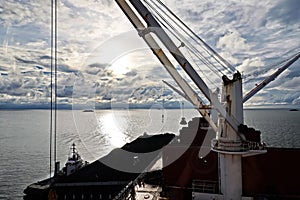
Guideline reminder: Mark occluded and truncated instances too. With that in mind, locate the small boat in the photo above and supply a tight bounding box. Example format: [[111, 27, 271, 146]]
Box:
[[289, 108, 298, 111], [63, 143, 88, 176], [83, 109, 94, 112]]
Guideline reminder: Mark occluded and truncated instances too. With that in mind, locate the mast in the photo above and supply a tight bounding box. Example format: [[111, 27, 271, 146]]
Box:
[[217, 72, 244, 199]]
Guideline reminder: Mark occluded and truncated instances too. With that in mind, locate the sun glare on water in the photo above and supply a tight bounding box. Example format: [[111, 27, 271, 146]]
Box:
[[100, 112, 127, 147]]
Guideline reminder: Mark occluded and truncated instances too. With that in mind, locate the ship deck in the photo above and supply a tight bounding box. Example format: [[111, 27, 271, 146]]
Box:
[[135, 183, 161, 200]]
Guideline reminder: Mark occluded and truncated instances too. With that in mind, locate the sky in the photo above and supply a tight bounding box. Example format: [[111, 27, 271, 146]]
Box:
[[0, 0, 299, 109]]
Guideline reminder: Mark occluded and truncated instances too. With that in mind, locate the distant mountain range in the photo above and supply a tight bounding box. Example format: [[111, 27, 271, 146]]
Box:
[[0, 101, 187, 110], [1, 102, 299, 110]]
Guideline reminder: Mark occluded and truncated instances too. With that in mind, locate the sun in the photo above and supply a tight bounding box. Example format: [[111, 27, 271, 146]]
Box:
[[110, 55, 132, 76]]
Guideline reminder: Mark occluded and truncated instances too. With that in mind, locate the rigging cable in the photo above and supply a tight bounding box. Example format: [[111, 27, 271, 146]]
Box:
[[143, 0, 223, 91], [186, 46, 221, 89], [154, 0, 236, 73], [49, 0, 58, 178], [54, 0, 58, 167], [243, 52, 300, 84], [143, 0, 226, 77], [143, 0, 223, 77], [49, 0, 54, 179]]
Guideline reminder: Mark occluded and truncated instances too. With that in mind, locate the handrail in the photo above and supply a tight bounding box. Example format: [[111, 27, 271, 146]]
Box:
[[192, 179, 219, 194], [113, 153, 163, 200], [211, 139, 266, 153]]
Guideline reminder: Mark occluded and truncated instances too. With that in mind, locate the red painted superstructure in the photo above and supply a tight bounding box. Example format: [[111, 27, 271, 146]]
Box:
[[162, 117, 300, 199]]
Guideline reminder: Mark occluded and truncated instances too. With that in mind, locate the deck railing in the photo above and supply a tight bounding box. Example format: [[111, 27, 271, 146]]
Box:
[[192, 179, 219, 194], [211, 139, 266, 153]]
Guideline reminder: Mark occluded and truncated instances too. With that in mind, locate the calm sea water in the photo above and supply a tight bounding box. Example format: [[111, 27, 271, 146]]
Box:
[[0, 109, 299, 199]]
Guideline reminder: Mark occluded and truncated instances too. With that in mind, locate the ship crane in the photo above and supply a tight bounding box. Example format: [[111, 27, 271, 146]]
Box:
[[116, 0, 241, 136], [116, 0, 300, 199], [243, 52, 300, 103]]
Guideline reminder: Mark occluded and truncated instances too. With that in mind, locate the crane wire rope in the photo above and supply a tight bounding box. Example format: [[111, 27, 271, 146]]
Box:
[[54, 0, 58, 168], [142, 0, 223, 79], [153, 0, 236, 73], [186, 46, 221, 89], [147, 0, 230, 75], [142, 0, 221, 97], [243, 52, 300, 84], [50, 0, 58, 178], [49, 0, 54, 179]]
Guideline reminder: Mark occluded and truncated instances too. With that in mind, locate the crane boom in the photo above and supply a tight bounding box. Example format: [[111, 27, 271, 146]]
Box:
[[116, 0, 240, 135], [162, 80, 192, 103], [115, 1, 284, 199], [115, 0, 218, 133], [243, 52, 300, 103]]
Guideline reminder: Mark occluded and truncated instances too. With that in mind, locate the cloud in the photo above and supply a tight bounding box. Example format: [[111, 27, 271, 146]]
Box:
[[57, 64, 78, 73], [125, 70, 138, 77], [0, 77, 22, 91], [266, 0, 300, 25], [278, 77, 300, 91], [85, 63, 108, 75], [217, 31, 250, 55], [0, 1, 50, 27], [0, 0, 299, 108], [238, 57, 265, 74]]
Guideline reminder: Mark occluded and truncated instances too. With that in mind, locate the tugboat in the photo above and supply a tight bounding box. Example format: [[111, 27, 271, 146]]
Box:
[[23, 143, 87, 200], [62, 143, 88, 176], [24, 134, 175, 199]]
